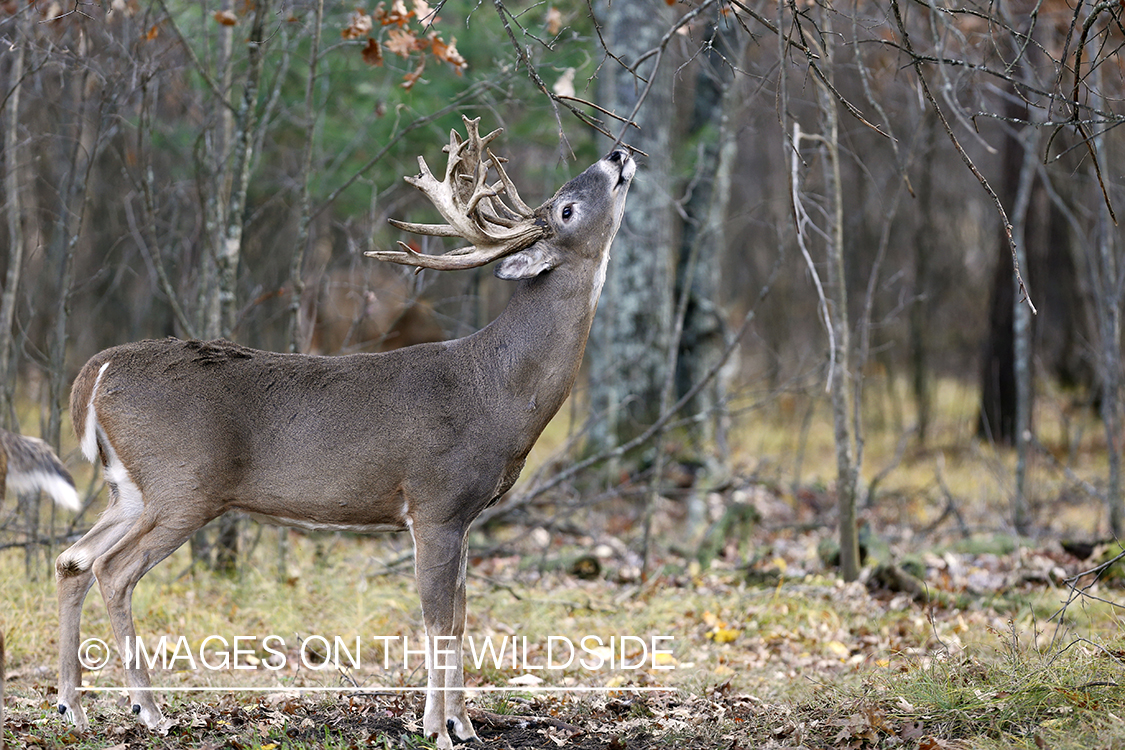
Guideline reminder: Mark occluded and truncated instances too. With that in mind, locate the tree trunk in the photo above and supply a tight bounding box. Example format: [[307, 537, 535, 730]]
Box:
[[823, 136, 859, 580], [211, 0, 271, 577], [1009, 129, 1038, 534], [587, 0, 677, 456], [977, 97, 1087, 448], [910, 113, 936, 447], [287, 0, 324, 355], [1087, 79, 1123, 536], [0, 8, 29, 429], [676, 18, 740, 477], [977, 112, 1023, 446], [675, 19, 742, 539], [816, 8, 859, 582]]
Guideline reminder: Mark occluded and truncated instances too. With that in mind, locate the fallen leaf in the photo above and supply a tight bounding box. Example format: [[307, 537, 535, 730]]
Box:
[[508, 673, 544, 686], [709, 627, 740, 644]]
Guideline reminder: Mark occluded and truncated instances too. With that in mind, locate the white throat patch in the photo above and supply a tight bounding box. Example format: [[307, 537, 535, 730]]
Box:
[[590, 241, 612, 312]]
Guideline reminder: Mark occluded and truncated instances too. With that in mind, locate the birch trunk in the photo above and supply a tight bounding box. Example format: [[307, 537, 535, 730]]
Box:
[[816, 7, 860, 582], [1010, 130, 1038, 535]]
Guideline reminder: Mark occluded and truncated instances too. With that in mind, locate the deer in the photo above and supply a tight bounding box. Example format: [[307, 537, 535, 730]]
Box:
[[54, 116, 635, 750], [0, 428, 79, 511]]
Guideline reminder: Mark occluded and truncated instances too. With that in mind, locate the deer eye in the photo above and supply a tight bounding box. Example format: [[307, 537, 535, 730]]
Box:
[[561, 205, 574, 220]]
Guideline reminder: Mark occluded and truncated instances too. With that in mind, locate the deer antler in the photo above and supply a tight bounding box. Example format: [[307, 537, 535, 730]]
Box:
[[367, 116, 547, 271]]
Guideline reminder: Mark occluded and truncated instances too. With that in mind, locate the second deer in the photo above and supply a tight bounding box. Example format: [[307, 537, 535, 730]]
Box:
[[55, 117, 634, 749]]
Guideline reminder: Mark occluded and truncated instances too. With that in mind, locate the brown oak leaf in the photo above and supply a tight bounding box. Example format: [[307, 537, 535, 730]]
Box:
[[361, 37, 384, 66], [385, 27, 421, 57], [429, 33, 466, 72], [342, 9, 373, 40]]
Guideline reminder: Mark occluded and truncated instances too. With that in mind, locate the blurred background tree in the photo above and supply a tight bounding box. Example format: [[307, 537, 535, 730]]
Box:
[[2, 0, 1123, 577]]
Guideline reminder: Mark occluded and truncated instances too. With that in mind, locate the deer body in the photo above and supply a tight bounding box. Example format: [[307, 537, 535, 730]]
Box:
[[56, 125, 634, 749], [73, 263, 599, 531]]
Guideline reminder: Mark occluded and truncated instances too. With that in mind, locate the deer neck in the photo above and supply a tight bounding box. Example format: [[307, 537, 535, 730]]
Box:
[[464, 263, 603, 433]]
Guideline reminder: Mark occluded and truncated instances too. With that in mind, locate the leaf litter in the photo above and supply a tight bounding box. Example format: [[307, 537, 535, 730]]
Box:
[[4, 466, 1125, 748]]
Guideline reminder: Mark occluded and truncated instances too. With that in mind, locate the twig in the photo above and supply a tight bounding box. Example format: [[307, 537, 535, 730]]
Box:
[[312, 79, 505, 219], [789, 122, 836, 392], [888, 0, 1037, 315], [493, 0, 617, 149], [483, 243, 784, 521], [154, 0, 239, 114]]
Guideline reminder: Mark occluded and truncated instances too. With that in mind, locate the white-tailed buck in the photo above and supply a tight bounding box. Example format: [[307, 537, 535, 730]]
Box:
[[55, 117, 634, 749]]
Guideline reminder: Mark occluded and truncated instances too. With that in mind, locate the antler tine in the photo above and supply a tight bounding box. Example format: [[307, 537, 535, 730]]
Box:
[[487, 149, 535, 217], [367, 116, 547, 271], [459, 116, 503, 154]]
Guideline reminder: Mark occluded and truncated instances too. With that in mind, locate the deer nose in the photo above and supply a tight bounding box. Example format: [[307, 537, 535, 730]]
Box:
[[607, 149, 628, 163]]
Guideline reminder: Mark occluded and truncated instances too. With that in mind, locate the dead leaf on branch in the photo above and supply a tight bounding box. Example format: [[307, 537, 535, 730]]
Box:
[[546, 7, 563, 35], [429, 32, 466, 73], [342, 9, 373, 40], [401, 59, 425, 89], [413, 0, 436, 25], [362, 37, 384, 66], [385, 27, 422, 57], [214, 9, 238, 26], [375, 0, 413, 27], [350, 3, 466, 82]]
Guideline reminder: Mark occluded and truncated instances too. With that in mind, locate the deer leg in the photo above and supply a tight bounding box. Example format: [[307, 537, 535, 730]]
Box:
[[55, 496, 143, 729], [442, 540, 476, 742], [411, 520, 479, 749], [91, 512, 200, 734]]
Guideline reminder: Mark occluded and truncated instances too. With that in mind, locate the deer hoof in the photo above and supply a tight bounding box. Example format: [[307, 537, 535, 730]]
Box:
[[58, 700, 89, 730], [447, 718, 481, 744], [135, 704, 173, 734]]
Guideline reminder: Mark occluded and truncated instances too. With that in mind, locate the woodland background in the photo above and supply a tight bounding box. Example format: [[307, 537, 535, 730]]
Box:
[[1, 1, 1125, 747], [0, 0, 1122, 571]]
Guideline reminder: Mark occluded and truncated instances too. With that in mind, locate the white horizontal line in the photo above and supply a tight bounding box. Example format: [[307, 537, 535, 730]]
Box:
[[79, 686, 675, 693]]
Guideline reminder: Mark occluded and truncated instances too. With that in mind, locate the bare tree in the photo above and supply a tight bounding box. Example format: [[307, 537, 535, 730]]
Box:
[[0, 6, 29, 429]]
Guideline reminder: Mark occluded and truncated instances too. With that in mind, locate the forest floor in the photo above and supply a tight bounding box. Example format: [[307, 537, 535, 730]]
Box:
[[3, 383, 1125, 749]]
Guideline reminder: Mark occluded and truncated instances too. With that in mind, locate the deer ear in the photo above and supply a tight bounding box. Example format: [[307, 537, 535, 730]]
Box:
[[494, 245, 560, 280]]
